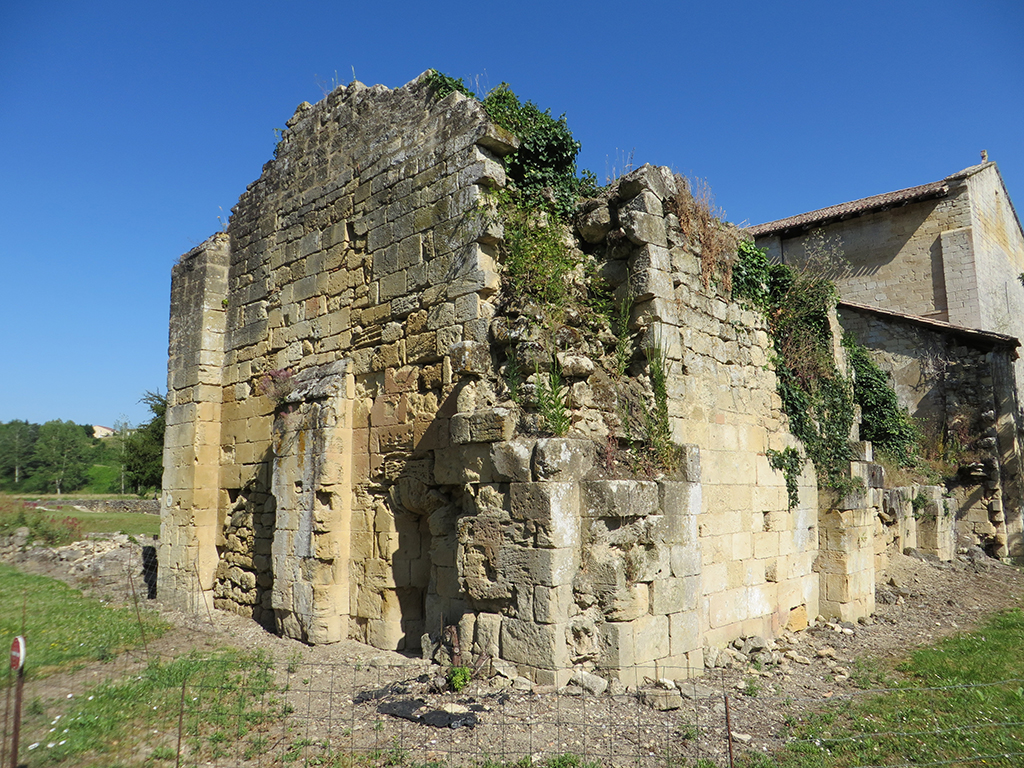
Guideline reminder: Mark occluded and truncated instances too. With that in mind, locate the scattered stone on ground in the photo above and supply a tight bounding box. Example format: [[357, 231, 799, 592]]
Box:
[[3, 534, 1023, 766]]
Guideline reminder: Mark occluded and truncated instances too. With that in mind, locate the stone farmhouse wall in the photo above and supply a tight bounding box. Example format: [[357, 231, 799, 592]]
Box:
[[755, 162, 1024, 565], [755, 164, 1024, 334], [161, 72, 947, 685], [757, 184, 970, 322], [968, 166, 1024, 339], [839, 303, 1022, 559]]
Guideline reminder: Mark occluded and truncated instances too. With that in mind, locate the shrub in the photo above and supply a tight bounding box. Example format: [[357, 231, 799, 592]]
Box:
[[0, 497, 83, 546], [447, 665, 472, 692]]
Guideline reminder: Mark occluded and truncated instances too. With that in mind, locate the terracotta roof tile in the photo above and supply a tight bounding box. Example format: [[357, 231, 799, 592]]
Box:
[[838, 300, 1020, 351], [749, 163, 991, 238]]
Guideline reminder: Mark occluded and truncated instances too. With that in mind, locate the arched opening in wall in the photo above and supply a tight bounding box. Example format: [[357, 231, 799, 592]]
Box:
[[388, 464, 442, 653]]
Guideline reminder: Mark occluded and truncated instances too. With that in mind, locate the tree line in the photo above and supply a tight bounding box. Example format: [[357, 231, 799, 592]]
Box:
[[0, 392, 166, 496]]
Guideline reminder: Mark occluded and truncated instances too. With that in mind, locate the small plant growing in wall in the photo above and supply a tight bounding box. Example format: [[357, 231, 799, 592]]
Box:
[[255, 367, 295, 405], [536, 359, 571, 437], [911, 491, 930, 519], [641, 346, 679, 470], [612, 297, 634, 377]]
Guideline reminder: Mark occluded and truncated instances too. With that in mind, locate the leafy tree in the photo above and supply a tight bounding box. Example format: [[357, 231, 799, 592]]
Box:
[[32, 420, 90, 495], [124, 391, 166, 495], [0, 420, 39, 487], [105, 418, 133, 495]]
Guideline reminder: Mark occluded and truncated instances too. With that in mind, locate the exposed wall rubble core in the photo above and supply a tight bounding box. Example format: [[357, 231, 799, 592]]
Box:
[[163, 73, 956, 684]]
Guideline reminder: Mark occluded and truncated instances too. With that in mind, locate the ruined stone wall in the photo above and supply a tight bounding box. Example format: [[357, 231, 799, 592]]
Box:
[[165, 74, 898, 686], [572, 171, 821, 654], [163, 74, 515, 645], [160, 234, 229, 611], [876, 485, 952, 570], [838, 304, 1022, 559]]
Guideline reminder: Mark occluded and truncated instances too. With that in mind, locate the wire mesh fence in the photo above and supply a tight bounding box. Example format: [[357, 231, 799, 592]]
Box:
[[2, 650, 1024, 768]]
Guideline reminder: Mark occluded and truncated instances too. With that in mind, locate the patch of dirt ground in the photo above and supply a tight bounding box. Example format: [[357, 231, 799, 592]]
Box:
[[7, 535, 1024, 767]]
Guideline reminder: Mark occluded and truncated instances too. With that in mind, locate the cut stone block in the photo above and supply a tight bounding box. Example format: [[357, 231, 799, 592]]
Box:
[[581, 480, 659, 518], [451, 408, 515, 444], [491, 438, 535, 482], [532, 438, 596, 481]]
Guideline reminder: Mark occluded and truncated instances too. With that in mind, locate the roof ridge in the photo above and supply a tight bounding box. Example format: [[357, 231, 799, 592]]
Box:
[[748, 163, 995, 238]]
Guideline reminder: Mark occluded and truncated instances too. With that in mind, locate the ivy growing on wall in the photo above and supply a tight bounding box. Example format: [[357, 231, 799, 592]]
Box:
[[424, 70, 596, 221], [734, 240, 857, 505], [845, 336, 919, 465]]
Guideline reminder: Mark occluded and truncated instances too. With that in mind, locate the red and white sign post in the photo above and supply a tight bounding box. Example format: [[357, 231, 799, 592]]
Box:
[[9, 637, 25, 768]]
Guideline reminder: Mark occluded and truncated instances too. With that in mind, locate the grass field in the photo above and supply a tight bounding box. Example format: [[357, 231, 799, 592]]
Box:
[[739, 608, 1024, 767], [0, 496, 159, 541], [46, 506, 160, 538], [0, 563, 167, 679]]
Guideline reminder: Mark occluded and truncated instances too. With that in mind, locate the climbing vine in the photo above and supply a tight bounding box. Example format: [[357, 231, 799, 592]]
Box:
[[766, 447, 803, 509], [845, 336, 919, 465], [734, 240, 857, 502], [425, 71, 596, 220]]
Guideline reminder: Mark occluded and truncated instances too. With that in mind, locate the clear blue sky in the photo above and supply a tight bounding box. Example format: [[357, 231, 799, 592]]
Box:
[[1, 0, 1021, 427]]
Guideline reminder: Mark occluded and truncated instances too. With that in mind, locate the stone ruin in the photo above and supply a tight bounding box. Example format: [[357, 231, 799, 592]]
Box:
[[160, 72, 955, 686]]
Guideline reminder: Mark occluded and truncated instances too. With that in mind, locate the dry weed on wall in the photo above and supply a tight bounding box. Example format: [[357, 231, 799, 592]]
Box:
[[669, 175, 740, 291]]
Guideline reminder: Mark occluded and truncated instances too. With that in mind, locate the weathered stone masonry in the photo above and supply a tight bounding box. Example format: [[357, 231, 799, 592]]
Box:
[[753, 162, 1024, 561], [162, 72, 950, 684]]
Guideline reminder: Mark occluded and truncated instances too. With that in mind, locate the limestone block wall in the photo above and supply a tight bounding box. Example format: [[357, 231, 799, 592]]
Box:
[[160, 233, 229, 609], [966, 165, 1024, 338], [839, 304, 1022, 559], [164, 75, 893, 685]]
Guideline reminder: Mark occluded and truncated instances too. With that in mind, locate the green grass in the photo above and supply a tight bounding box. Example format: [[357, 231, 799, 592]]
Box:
[[0, 563, 167, 678], [21, 649, 282, 766], [48, 506, 160, 538], [740, 609, 1024, 767], [0, 496, 159, 540]]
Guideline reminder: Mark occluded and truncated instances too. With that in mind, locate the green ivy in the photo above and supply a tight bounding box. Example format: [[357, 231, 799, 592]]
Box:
[[738, 239, 856, 503], [481, 85, 589, 219], [422, 70, 475, 100], [733, 240, 772, 309], [845, 336, 919, 465], [766, 447, 804, 510], [774, 362, 856, 495], [426, 71, 594, 221]]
